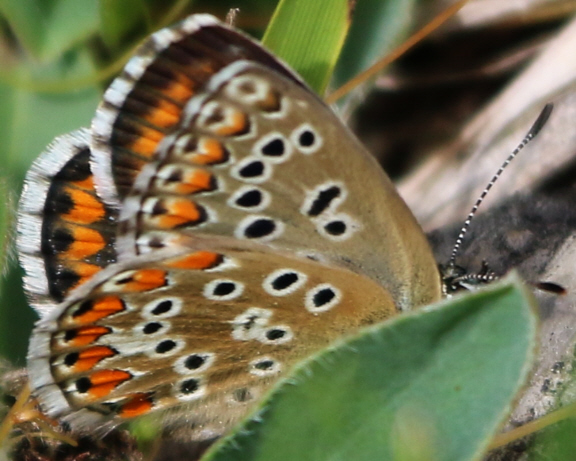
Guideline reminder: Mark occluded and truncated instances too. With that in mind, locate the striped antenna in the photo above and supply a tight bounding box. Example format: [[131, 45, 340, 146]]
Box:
[[447, 103, 554, 270]]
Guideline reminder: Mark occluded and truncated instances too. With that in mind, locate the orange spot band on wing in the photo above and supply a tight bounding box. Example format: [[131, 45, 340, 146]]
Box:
[[86, 369, 131, 399], [154, 199, 204, 229], [118, 393, 154, 418], [215, 110, 248, 136], [161, 73, 194, 103], [65, 326, 111, 347], [128, 126, 164, 158], [71, 175, 95, 191], [62, 188, 106, 225], [165, 251, 223, 270], [142, 99, 181, 128], [71, 296, 125, 325], [176, 169, 214, 194], [119, 269, 168, 292], [72, 346, 116, 372], [62, 227, 106, 260], [258, 89, 281, 112], [192, 138, 227, 165], [62, 262, 102, 293]]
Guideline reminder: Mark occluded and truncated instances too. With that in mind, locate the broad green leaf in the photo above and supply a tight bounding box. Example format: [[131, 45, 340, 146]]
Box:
[[262, 0, 351, 95], [333, 0, 418, 92], [205, 277, 537, 461]]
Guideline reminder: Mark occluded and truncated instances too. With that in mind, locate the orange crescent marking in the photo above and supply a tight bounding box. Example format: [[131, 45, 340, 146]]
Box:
[[165, 251, 222, 270], [121, 269, 167, 292], [128, 126, 164, 158], [63, 188, 106, 225], [71, 175, 95, 191], [62, 227, 106, 260], [156, 199, 202, 229], [66, 326, 111, 347], [175, 169, 213, 194], [118, 393, 154, 418], [142, 99, 181, 128], [215, 110, 248, 136], [72, 296, 125, 325], [73, 346, 116, 372], [87, 369, 131, 399], [160, 73, 195, 103]]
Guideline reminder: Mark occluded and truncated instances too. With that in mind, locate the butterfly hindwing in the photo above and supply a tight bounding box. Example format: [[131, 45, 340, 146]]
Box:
[[27, 236, 396, 439]]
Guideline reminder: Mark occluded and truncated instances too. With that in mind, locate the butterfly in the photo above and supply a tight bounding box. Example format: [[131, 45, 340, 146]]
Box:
[[17, 14, 441, 441]]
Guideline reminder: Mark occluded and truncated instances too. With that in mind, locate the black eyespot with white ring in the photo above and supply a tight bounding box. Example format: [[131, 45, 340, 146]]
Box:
[[133, 320, 170, 337], [253, 132, 292, 163], [174, 352, 215, 375], [203, 279, 244, 301], [263, 269, 308, 296], [305, 284, 342, 313], [150, 338, 185, 357], [228, 186, 270, 212], [301, 181, 347, 217], [260, 326, 293, 344], [235, 215, 284, 242], [176, 378, 206, 401], [141, 297, 182, 319], [316, 213, 360, 242], [249, 357, 282, 376], [231, 157, 271, 184], [291, 123, 322, 154]]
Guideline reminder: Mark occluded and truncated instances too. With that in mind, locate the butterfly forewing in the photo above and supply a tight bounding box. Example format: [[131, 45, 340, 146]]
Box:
[[116, 63, 439, 312], [17, 129, 118, 315]]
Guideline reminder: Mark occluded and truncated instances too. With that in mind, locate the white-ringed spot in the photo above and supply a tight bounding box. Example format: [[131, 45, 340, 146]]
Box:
[[235, 215, 284, 242], [133, 320, 170, 336], [141, 297, 182, 319], [149, 338, 185, 357], [263, 269, 308, 296], [315, 212, 361, 242], [203, 279, 244, 301], [259, 326, 293, 345], [175, 378, 206, 401], [249, 357, 282, 376], [301, 181, 347, 217], [173, 352, 215, 375], [291, 123, 323, 154], [230, 156, 272, 184], [305, 283, 342, 313], [253, 132, 292, 163], [224, 74, 270, 105], [227, 186, 271, 212]]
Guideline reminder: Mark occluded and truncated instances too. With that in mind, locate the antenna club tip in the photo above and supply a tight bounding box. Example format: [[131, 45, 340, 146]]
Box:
[[528, 103, 554, 137]]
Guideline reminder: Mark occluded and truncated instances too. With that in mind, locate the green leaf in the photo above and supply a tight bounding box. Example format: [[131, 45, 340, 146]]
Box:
[[99, 0, 152, 51], [333, 0, 418, 91], [262, 0, 351, 95], [205, 277, 537, 461], [0, 0, 98, 60]]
